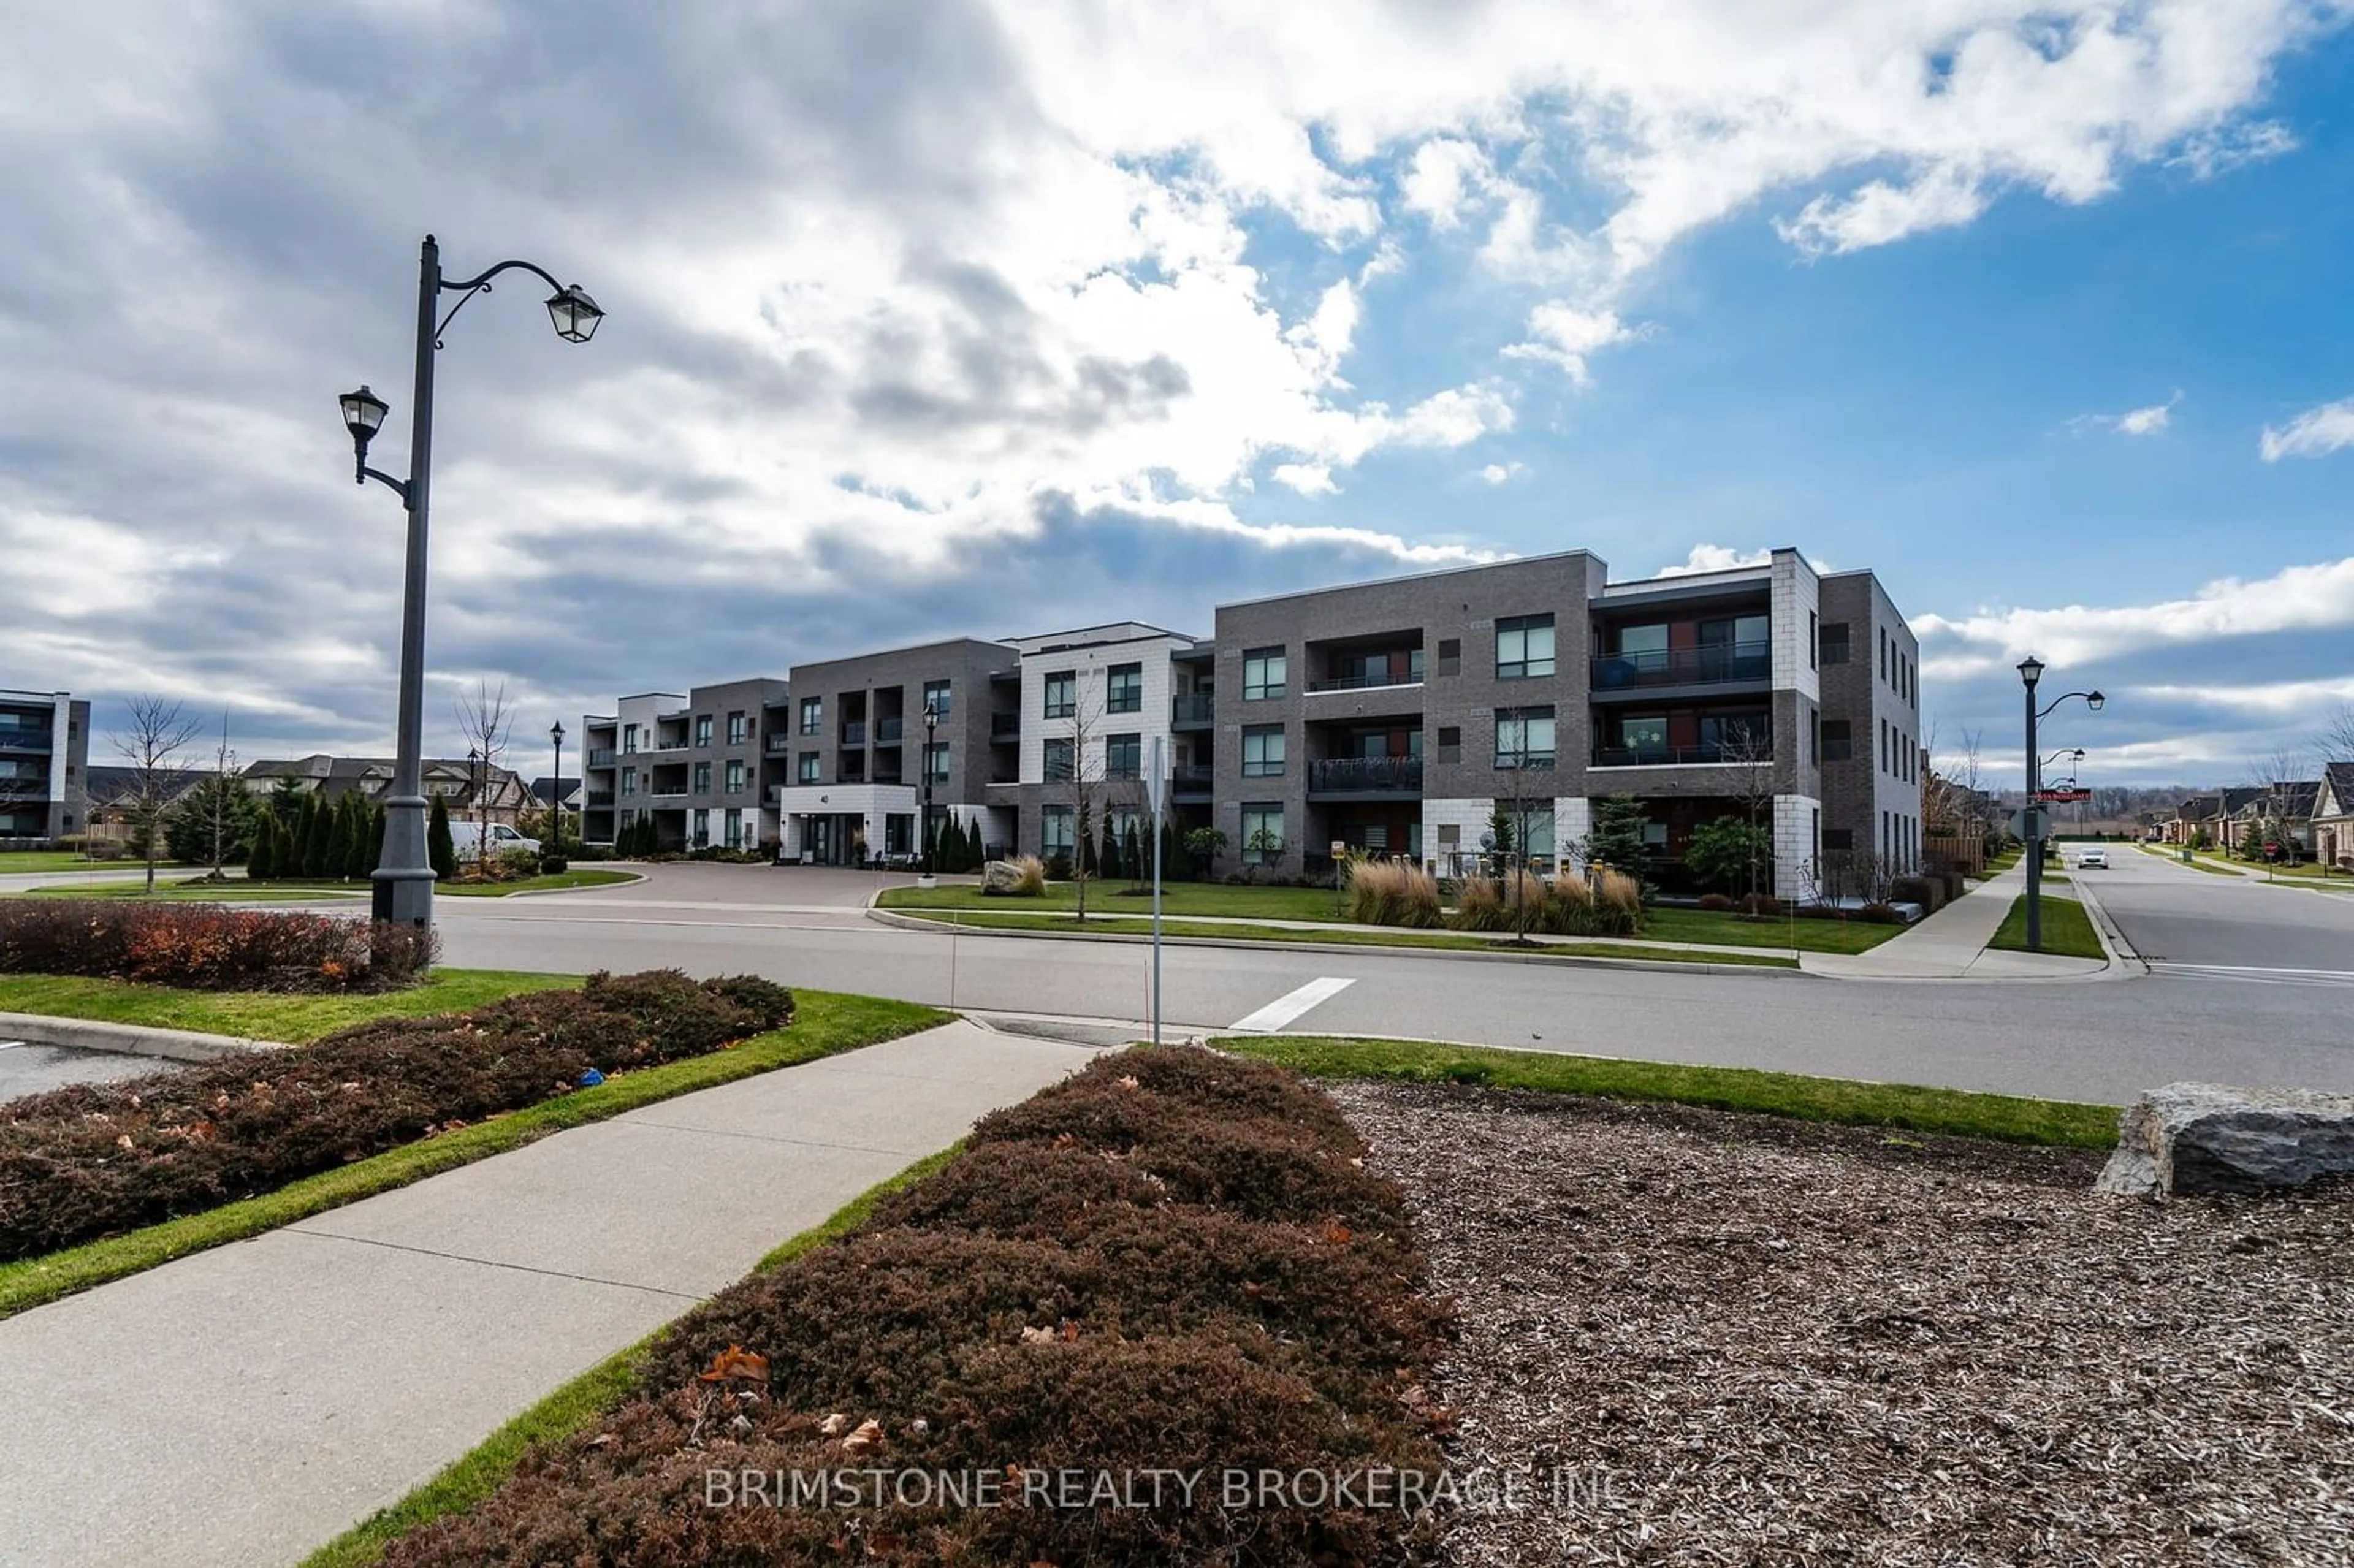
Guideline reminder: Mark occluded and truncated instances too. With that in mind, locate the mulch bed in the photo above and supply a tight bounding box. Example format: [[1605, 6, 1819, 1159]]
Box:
[[1332, 1080, 2354, 1566]]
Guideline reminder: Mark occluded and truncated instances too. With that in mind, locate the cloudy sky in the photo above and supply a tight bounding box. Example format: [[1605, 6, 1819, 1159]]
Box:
[[6, 0, 2352, 787]]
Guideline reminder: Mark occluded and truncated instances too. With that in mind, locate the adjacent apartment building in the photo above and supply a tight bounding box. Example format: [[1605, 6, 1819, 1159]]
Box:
[[0, 688, 92, 842], [580, 680, 793, 852], [581, 545, 1921, 894]]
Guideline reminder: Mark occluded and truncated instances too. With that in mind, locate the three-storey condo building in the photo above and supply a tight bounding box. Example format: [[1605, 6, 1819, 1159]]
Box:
[[581, 679, 792, 852], [1208, 547, 1920, 894], [0, 689, 91, 841]]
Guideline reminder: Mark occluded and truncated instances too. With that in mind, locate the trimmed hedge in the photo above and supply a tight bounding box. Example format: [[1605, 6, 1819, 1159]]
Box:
[[380, 1046, 1449, 1567], [0, 901, 436, 992], [0, 971, 793, 1259]]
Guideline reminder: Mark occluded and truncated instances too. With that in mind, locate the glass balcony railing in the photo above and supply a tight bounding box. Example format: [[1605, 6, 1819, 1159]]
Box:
[[1308, 756, 1424, 793], [1171, 764, 1213, 790], [991, 712, 1022, 740], [1591, 640, 1772, 690], [875, 718, 904, 744], [1170, 693, 1214, 724], [839, 723, 866, 745], [586, 748, 616, 767], [1592, 740, 1772, 767]]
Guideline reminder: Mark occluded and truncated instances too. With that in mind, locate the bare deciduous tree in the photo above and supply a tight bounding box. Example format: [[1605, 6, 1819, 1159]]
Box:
[[207, 712, 237, 881], [2318, 703, 2354, 764], [455, 679, 516, 873], [1718, 716, 1777, 898], [113, 696, 202, 892]]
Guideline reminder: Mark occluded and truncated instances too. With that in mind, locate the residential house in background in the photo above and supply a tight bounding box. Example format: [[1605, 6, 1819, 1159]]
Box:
[[2313, 763, 2354, 872], [0, 688, 91, 842], [79, 764, 211, 844], [240, 755, 530, 824]]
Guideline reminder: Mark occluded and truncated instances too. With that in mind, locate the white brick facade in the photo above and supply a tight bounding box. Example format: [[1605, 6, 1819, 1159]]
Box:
[[1773, 793, 1821, 896], [1556, 795, 1593, 872]]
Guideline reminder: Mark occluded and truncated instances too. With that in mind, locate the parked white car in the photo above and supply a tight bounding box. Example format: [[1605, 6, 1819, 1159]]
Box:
[[2074, 847, 2109, 869], [450, 821, 541, 857]]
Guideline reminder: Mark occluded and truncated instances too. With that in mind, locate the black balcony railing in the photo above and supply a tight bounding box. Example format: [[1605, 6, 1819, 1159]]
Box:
[[875, 717, 904, 744], [1591, 640, 1772, 690], [839, 723, 866, 745], [584, 790, 615, 807], [1305, 669, 1422, 694], [990, 712, 1022, 740], [1309, 756, 1423, 793], [1593, 740, 1772, 767], [1171, 764, 1213, 791], [1170, 693, 1214, 725]]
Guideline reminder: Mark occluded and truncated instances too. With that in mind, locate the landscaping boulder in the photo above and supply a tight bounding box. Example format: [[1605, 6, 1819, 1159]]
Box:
[[2095, 1082, 2354, 1197], [980, 859, 1024, 894]]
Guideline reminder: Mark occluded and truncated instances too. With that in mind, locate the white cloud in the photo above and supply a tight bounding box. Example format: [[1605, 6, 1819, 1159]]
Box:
[[1658, 544, 1773, 577], [1777, 167, 1990, 257], [2068, 389, 2184, 437], [2130, 674, 2354, 714], [1477, 462, 1525, 485], [2260, 395, 2354, 460], [1501, 305, 1637, 386], [1271, 461, 1338, 495], [1400, 137, 1493, 230], [1918, 555, 2354, 677]]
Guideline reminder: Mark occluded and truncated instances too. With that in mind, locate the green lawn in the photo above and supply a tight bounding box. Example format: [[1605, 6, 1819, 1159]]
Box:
[[1640, 905, 1903, 954], [434, 869, 639, 896], [1975, 847, 2024, 879], [2139, 843, 2242, 876], [0, 968, 574, 1043], [899, 908, 1797, 968], [0, 990, 951, 1323], [0, 851, 182, 874], [1227, 1035, 2121, 1147], [1988, 892, 2105, 961], [20, 869, 637, 902]]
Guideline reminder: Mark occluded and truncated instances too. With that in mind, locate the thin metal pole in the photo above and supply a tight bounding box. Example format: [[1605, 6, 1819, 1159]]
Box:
[[1152, 799, 1163, 1045], [373, 235, 441, 926], [2024, 682, 2042, 952], [551, 732, 563, 859]]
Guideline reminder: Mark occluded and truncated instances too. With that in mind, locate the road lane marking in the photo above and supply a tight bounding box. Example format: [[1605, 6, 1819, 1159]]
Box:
[[1230, 976, 1356, 1033], [2152, 963, 2354, 989]]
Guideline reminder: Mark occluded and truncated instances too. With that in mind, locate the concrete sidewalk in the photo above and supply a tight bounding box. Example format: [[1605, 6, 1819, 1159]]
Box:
[[1800, 861, 2111, 981], [0, 1020, 1091, 1568]]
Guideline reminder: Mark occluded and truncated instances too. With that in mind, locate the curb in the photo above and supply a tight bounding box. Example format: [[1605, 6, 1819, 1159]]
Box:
[[2063, 875, 2144, 975], [863, 908, 1807, 977], [0, 1011, 289, 1064]]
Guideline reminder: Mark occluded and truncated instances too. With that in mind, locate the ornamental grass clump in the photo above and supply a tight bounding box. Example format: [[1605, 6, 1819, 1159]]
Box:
[[1446, 873, 1510, 931], [1343, 857, 1442, 927], [379, 1046, 1450, 1568], [1539, 865, 1644, 937], [0, 970, 793, 1260]]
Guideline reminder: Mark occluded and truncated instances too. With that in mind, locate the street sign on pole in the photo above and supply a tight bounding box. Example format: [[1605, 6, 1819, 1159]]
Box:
[[2033, 788, 2091, 803], [2008, 807, 2048, 840], [1146, 736, 1168, 1046]]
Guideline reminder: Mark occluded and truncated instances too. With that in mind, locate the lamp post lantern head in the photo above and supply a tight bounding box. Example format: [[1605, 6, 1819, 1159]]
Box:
[[339, 384, 390, 453], [550, 720, 565, 745], [924, 703, 938, 735], [544, 285, 604, 344], [2087, 690, 2105, 710], [2017, 655, 2044, 690]]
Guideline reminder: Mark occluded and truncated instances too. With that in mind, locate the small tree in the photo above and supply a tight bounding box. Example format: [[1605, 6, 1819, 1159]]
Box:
[[1123, 818, 1145, 891], [247, 812, 277, 880], [1718, 717, 1777, 896], [1098, 817, 1123, 881], [1185, 826, 1227, 879], [1686, 815, 1772, 899], [167, 775, 257, 868], [456, 679, 517, 874], [428, 793, 458, 880], [303, 793, 335, 877], [1586, 794, 1650, 881], [268, 774, 306, 823], [112, 696, 203, 892]]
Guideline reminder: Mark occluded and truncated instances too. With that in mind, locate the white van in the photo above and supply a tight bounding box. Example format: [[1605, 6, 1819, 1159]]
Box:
[[449, 821, 541, 857]]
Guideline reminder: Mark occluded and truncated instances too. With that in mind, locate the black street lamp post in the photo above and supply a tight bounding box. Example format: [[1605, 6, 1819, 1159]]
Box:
[[549, 720, 566, 862], [2018, 657, 2105, 952], [340, 235, 603, 929]]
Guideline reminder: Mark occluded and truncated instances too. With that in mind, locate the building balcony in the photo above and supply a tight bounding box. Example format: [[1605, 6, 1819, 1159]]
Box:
[[989, 712, 1021, 741], [1170, 693, 1214, 726], [1590, 641, 1772, 692], [840, 723, 866, 745], [586, 748, 616, 767], [649, 789, 688, 801], [1591, 742, 1771, 767], [1305, 672, 1423, 695], [0, 734, 54, 755], [875, 717, 904, 744], [652, 741, 690, 754], [1308, 756, 1423, 795], [584, 790, 615, 807], [1172, 764, 1213, 794], [765, 736, 793, 755]]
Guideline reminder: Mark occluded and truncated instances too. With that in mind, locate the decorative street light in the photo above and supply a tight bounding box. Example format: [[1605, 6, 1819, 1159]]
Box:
[[338, 236, 603, 928], [2019, 657, 2106, 952], [549, 720, 566, 864], [920, 700, 940, 885]]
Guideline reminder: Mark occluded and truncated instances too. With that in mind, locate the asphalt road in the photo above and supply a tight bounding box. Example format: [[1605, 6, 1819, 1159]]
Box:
[[9, 861, 2350, 1109]]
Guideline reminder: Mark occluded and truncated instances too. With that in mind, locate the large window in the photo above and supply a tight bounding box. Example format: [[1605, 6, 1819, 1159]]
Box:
[[1822, 719, 1852, 761], [692, 761, 711, 793], [1043, 737, 1075, 782], [799, 698, 822, 736], [726, 760, 748, 793], [798, 751, 820, 784], [1700, 712, 1769, 755], [1496, 615, 1556, 679], [727, 711, 748, 745], [1106, 732, 1142, 780], [1241, 804, 1284, 864], [1106, 663, 1143, 714], [723, 809, 743, 849], [620, 766, 637, 796], [1042, 806, 1075, 860], [691, 809, 709, 847], [1243, 647, 1287, 701], [1819, 622, 1849, 665], [923, 679, 951, 720], [1043, 671, 1076, 718], [1241, 725, 1286, 778], [923, 742, 949, 783], [695, 716, 713, 748], [1494, 706, 1556, 767], [622, 725, 639, 753]]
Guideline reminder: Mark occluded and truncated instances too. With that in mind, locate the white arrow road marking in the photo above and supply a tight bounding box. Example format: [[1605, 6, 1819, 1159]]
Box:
[[1230, 976, 1356, 1033]]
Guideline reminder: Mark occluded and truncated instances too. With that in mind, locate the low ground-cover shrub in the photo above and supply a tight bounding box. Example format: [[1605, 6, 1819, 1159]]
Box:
[[0, 970, 793, 1260], [1696, 892, 1736, 911], [0, 901, 435, 991], [381, 1046, 1449, 1568]]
